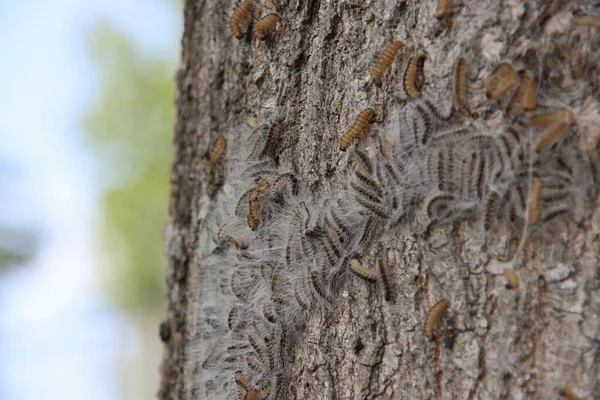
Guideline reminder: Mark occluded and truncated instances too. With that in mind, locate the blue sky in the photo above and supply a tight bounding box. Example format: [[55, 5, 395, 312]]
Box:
[[0, 1, 180, 399]]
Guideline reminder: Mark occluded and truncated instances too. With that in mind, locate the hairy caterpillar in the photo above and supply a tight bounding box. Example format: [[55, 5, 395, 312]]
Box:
[[508, 70, 537, 115], [349, 258, 378, 282], [230, 1, 254, 39], [558, 387, 581, 400], [433, 0, 452, 20], [527, 177, 543, 225], [339, 108, 377, 151], [377, 257, 391, 301], [503, 268, 520, 289], [571, 12, 600, 28], [370, 40, 405, 87], [483, 63, 519, 100], [403, 55, 426, 98], [535, 121, 572, 152], [203, 135, 227, 167], [452, 57, 470, 113], [255, 14, 281, 40], [425, 299, 451, 339], [235, 371, 260, 400]]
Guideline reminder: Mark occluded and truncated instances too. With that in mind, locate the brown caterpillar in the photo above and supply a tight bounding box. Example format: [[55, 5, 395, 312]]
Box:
[[571, 52, 584, 80], [558, 387, 580, 400], [234, 237, 249, 250], [370, 40, 405, 87], [503, 268, 520, 289], [484, 190, 500, 231], [235, 371, 260, 400], [535, 121, 571, 152], [571, 12, 600, 28], [377, 257, 391, 301], [452, 57, 470, 113], [527, 177, 543, 225], [339, 108, 377, 151], [483, 63, 519, 99], [349, 258, 378, 283], [508, 70, 537, 115], [203, 135, 227, 167], [255, 14, 281, 40], [433, 0, 452, 20], [230, 1, 254, 39], [247, 188, 262, 230], [531, 109, 574, 128], [403, 55, 426, 98], [425, 299, 451, 339]]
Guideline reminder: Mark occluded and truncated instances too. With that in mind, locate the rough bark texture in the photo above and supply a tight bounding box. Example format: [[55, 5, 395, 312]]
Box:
[[160, 1, 600, 399]]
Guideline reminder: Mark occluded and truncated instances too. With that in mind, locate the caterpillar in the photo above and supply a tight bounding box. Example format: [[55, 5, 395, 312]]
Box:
[[247, 187, 262, 230], [508, 70, 537, 115], [352, 149, 373, 174], [230, 1, 254, 39], [483, 63, 519, 100], [484, 190, 500, 231], [403, 55, 426, 98], [452, 57, 470, 113], [527, 177, 543, 225], [203, 135, 227, 167], [235, 371, 260, 400], [339, 108, 377, 151], [255, 14, 281, 40], [433, 0, 452, 20], [377, 257, 391, 301], [425, 299, 451, 339], [370, 40, 405, 87], [349, 258, 378, 283], [503, 268, 520, 289], [535, 121, 572, 152], [571, 12, 600, 28]]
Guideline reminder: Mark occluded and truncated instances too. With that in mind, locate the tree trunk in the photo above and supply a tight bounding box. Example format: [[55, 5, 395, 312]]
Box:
[[160, 1, 600, 399]]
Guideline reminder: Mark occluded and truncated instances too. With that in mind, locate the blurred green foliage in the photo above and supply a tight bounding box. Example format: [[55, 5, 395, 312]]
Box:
[[83, 22, 177, 312]]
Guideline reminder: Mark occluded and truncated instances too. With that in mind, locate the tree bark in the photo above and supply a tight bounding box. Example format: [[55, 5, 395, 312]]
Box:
[[160, 1, 600, 399]]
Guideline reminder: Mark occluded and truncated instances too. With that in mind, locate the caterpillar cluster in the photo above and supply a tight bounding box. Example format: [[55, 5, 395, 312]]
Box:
[[189, 3, 600, 400]]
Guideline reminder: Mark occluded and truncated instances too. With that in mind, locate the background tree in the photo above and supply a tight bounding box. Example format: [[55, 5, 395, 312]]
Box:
[[160, 1, 600, 399]]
